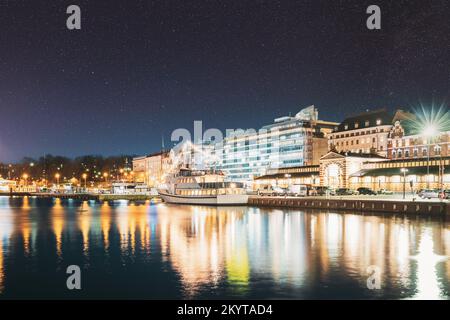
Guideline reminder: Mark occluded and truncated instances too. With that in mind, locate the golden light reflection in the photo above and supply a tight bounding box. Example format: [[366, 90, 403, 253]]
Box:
[[411, 228, 447, 300], [225, 211, 249, 287], [157, 205, 234, 296], [0, 209, 13, 294], [0, 197, 449, 299], [78, 203, 92, 255], [52, 198, 64, 257], [115, 201, 151, 256], [100, 201, 111, 251]]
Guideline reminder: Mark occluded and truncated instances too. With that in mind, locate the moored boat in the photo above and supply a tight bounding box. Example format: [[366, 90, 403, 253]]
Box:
[[157, 168, 248, 205]]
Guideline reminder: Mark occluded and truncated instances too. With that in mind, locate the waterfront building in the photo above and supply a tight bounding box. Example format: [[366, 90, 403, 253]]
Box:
[[254, 165, 320, 189], [111, 182, 152, 195], [319, 151, 387, 189], [387, 120, 450, 160], [215, 106, 338, 182], [328, 109, 414, 157], [0, 178, 16, 193], [132, 150, 171, 187], [348, 156, 450, 192], [256, 150, 450, 192]]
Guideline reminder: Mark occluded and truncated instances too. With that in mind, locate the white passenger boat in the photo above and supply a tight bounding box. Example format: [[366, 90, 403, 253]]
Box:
[[157, 168, 249, 205]]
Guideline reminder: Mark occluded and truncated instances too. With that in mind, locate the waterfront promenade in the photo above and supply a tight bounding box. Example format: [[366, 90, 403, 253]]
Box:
[[249, 195, 450, 215]]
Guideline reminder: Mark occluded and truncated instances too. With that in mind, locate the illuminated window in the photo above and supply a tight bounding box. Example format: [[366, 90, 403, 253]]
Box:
[[365, 120, 370, 126], [376, 119, 381, 125], [434, 145, 441, 155]]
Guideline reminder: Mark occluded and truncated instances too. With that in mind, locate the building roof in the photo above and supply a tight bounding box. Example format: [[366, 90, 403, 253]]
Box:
[[133, 150, 170, 161], [255, 171, 319, 180], [146, 150, 170, 158], [257, 165, 320, 180], [351, 165, 443, 177], [321, 151, 386, 160], [334, 108, 393, 132]]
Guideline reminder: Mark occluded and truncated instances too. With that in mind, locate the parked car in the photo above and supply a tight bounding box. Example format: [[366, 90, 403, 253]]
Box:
[[258, 186, 286, 196], [417, 189, 440, 199], [357, 187, 377, 195], [288, 184, 308, 197], [314, 186, 332, 196], [377, 188, 393, 195], [335, 188, 357, 196], [443, 190, 450, 199]]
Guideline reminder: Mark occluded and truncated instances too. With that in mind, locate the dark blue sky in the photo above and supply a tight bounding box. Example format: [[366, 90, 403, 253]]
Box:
[[0, 0, 449, 162]]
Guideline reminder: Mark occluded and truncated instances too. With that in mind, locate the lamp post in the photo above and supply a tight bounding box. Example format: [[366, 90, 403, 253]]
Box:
[[401, 168, 408, 199], [284, 173, 291, 194], [55, 173, 60, 189], [422, 125, 437, 189], [22, 174, 28, 189], [119, 168, 124, 182], [82, 173, 88, 190]]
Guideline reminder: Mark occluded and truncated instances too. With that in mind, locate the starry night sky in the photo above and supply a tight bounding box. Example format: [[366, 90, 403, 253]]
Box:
[[0, 0, 449, 162]]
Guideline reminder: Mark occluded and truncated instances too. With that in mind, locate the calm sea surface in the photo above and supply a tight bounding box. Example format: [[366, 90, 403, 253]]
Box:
[[0, 196, 449, 299]]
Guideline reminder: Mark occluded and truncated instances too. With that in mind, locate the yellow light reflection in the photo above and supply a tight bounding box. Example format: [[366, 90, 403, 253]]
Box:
[[100, 202, 111, 251], [411, 228, 447, 300], [52, 198, 64, 257], [78, 203, 91, 255]]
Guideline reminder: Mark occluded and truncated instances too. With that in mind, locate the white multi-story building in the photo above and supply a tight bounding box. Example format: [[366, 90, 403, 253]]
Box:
[[215, 106, 337, 182], [132, 150, 171, 186]]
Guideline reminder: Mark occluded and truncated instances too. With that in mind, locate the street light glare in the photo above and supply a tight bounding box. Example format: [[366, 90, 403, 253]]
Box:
[[422, 124, 438, 138]]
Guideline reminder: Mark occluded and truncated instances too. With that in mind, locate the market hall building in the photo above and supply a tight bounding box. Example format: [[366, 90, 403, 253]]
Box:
[[256, 109, 449, 192]]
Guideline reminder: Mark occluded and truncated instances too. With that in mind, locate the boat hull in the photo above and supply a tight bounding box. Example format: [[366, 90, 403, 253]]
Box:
[[158, 191, 249, 205]]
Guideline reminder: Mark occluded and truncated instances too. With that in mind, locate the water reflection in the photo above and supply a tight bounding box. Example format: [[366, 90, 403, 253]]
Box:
[[52, 198, 64, 258], [411, 228, 447, 299], [0, 196, 448, 299]]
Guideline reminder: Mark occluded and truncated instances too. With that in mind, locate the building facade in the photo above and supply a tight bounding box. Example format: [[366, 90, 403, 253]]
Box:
[[215, 106, 338, 182], [349, 156, 449, 192], [387, 120, 450, 160], [0, 178, 16, 193], [328, 109, 413, 157], [132, 150, 171, 187], [254, 151, 449, 192], [254, 165, 320, 190], [319, 151, 387, 189]]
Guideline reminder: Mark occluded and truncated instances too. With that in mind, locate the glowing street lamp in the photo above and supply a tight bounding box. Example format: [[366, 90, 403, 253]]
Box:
[[82, 173, 88, 189], [55, 173, 60, 187], [22, 173, 29, 187], [422, 125, 438, 138], [422, 124, 438, 189]]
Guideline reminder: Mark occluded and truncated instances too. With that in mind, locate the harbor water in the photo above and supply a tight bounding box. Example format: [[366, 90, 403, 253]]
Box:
[[0, 196, 449, 299]]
